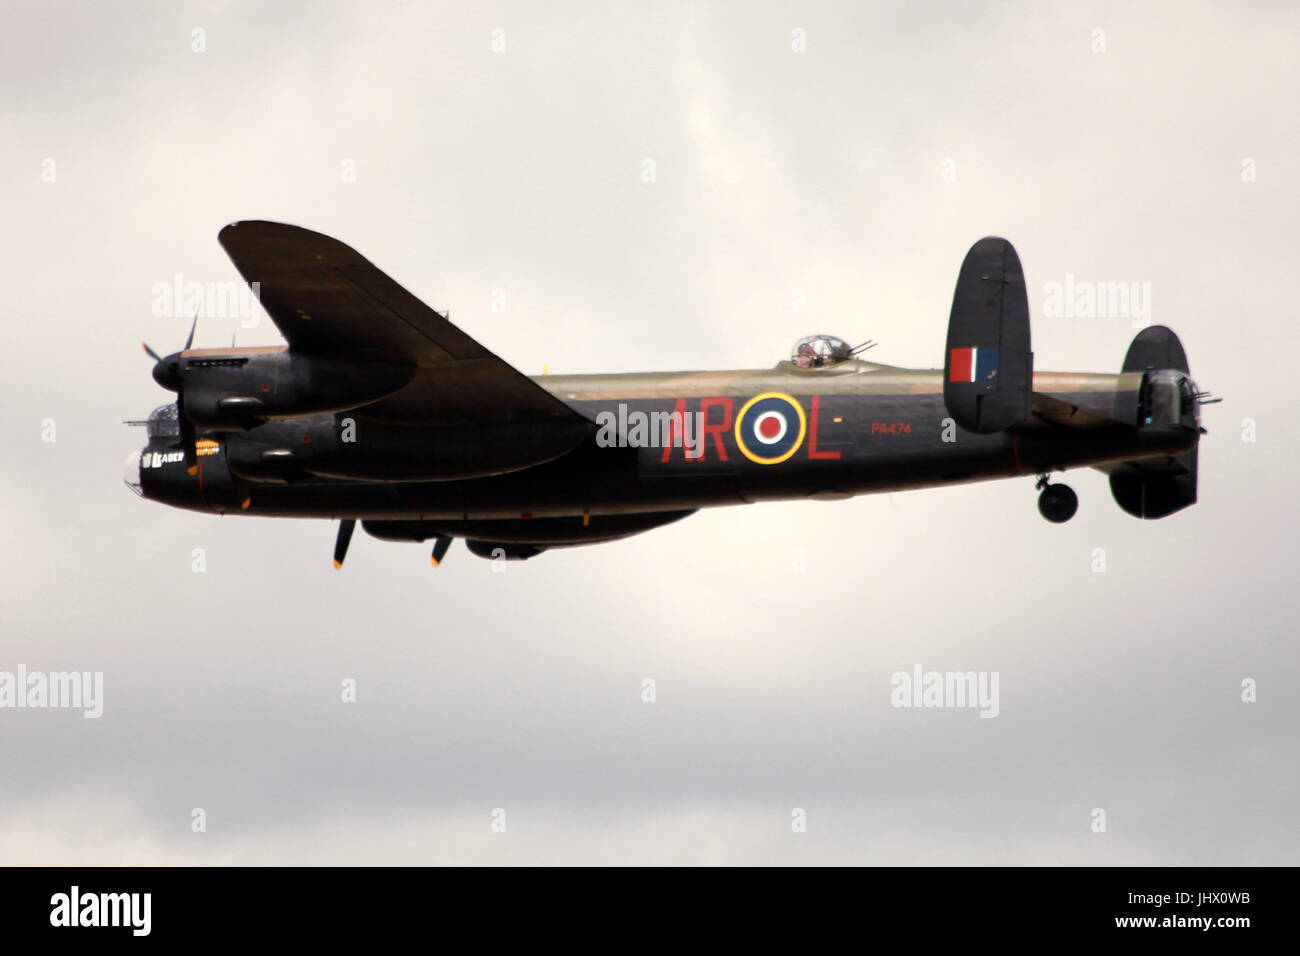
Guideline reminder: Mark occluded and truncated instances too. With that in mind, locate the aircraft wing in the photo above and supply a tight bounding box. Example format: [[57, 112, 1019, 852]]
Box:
[[218, 220, 589, 428]]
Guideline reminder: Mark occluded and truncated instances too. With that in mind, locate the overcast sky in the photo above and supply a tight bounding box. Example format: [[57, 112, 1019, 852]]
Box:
[[1, 0, 1296, 864]]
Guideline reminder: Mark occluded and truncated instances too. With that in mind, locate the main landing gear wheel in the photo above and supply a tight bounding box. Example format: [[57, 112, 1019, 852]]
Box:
[[1036, 476, 1078, 524]]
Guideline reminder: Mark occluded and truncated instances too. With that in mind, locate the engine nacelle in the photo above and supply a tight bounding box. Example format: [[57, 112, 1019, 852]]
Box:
[[223, 413, 591, 483], [178, 351, 414, 430]]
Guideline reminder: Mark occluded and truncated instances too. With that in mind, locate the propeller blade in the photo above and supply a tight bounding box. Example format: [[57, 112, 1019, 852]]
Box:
[[334, 519, 356, 569], [176, 394, 198, 475], [142, 342, 163, 362], [430, 535, 452, 567], [183, 313, 197, 350]]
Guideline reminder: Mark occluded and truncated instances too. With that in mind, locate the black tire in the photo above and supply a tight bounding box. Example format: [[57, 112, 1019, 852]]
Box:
[[1038, 483, 1078, 523]]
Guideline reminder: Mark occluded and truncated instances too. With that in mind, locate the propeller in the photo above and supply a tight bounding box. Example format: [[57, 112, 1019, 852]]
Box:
[[333, 519, 356, 569], [431, 535, 452, 567], [144, 316, 200, 474], [177, 394, 198, 475]]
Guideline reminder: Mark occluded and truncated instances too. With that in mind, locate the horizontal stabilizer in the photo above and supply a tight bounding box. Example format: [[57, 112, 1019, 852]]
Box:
[[943, 237, 1033, 433]]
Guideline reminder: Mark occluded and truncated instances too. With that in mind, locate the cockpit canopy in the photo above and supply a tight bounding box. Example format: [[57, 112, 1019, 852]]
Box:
[[146, 403, 181, 440], [791, 334, 854, 369]]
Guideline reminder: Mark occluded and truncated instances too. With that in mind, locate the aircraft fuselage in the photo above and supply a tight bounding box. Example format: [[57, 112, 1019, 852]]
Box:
[[133, 358, 1198, 520]]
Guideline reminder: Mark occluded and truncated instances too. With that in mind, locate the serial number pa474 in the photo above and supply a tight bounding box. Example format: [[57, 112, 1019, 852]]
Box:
[[871, 422, 912, 435]]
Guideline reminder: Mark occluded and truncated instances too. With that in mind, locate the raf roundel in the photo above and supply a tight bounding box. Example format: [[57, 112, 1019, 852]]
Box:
[[734, 392, 807, 465]]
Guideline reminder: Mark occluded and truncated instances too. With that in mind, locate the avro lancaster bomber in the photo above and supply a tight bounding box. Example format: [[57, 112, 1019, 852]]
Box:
[[127, 223, 1215, 564]]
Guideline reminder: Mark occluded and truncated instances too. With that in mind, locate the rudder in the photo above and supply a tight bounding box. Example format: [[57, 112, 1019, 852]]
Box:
[[943, 237, 1033, 434], [1107, 325, 1199, 518]]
